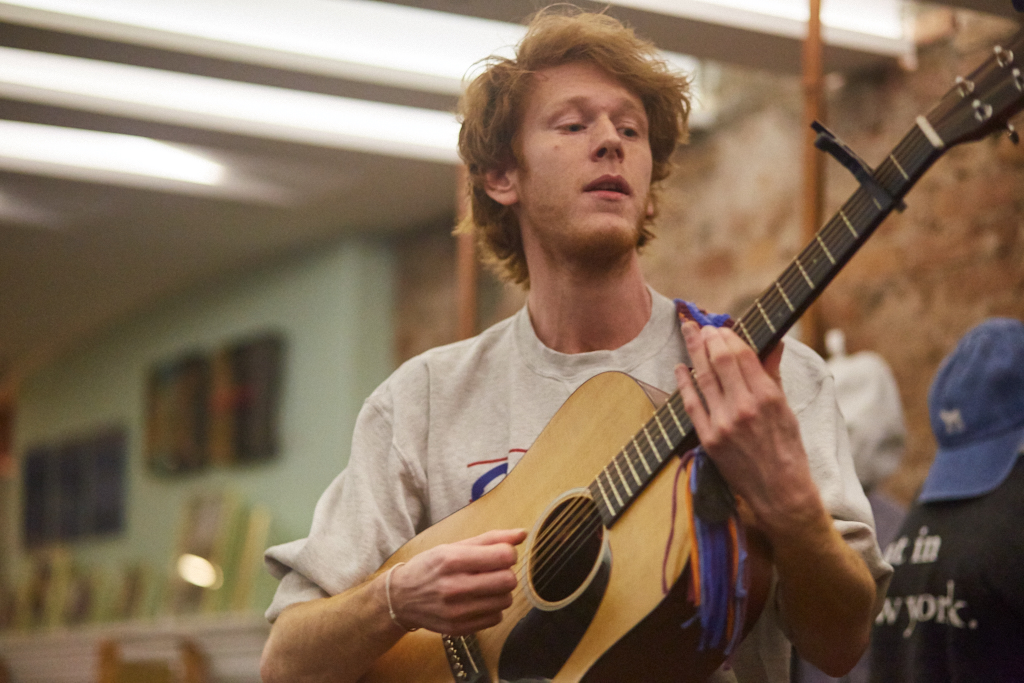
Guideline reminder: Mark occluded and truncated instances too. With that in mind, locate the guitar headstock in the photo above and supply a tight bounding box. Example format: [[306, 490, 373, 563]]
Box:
[[926, 30, 1024, 148]]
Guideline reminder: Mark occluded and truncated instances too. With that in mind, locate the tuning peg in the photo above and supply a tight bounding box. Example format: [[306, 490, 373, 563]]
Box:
[[994, 45, 1015, 68], [955, 76, 975, 97], [1008, 123, 1020, 145]]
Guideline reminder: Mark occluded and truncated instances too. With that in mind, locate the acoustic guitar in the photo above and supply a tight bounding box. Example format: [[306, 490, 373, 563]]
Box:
[[357, 30, 1024, 683]]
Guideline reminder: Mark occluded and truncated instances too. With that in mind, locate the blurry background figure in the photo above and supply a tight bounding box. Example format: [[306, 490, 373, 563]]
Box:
[[870, 318, 1024, 683], [824, 329, 908, 548], [796, 328, 907, 683]]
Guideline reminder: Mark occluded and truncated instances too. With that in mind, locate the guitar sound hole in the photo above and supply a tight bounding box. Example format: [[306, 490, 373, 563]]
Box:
[[529, 495, 603, 604]]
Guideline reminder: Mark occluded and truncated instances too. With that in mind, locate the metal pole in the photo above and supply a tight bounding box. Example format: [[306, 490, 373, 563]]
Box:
[[800, 0, 826, 355]]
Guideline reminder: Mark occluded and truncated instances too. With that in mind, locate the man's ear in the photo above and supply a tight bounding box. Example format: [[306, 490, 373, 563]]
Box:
[[483, 166, 519, 207]]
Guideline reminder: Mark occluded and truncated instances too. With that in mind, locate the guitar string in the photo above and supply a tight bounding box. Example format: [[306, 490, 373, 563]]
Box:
[[738, 136, 919, 350], [744, 128, 931, 346], [519, 411, 692, 617], [511, 401, 685, 598], [515, 406, 677, 591], [522, 399, 691, 598], [502, 128, 936, 615]]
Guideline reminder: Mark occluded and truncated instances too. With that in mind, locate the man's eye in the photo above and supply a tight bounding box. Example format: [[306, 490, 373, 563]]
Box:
[[622, 127, 639, 138], [564, 123, 584, 132]]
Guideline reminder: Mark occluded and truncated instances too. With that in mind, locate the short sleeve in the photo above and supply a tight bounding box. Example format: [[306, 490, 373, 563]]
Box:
[[263, 378, 428, 622]]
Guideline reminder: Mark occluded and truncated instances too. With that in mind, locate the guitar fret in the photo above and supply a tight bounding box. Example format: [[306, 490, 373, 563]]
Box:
[[594, 477, 614, 514], [622, 448, 642, 486], [736, 319, 757, 347], [756, 301, 776, 333], [633, 438, 653, 475], [643, 426, 660, 464], [613, 457, 633, 495], [602, 470, 624, 509], [462, 638, 481, 675], [839, 209, 859, 238], [916, 115, 945, 149], [889, 154, 909, 180], [774, 281, 795, 311], [795, 257, 815, 289], [815, 235, 837, 265], [666, 401, 686, 435], [654, 413, 671, 446]]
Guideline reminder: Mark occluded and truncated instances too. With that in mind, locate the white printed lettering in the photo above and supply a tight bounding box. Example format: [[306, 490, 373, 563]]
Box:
[[884, 580, 972, 639], [904, 593, 937, 637], [910, 527, 942, 564], [945, 581, 967, 628], [884, 536, 909, 566], [876, 597, 902, 625]]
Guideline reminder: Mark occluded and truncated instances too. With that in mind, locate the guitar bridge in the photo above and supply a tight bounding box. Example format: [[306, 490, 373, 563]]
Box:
[[441, 634, 491, 683]]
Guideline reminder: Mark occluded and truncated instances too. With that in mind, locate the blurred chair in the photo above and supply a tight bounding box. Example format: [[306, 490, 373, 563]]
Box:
[[97, 638, 208, 683]]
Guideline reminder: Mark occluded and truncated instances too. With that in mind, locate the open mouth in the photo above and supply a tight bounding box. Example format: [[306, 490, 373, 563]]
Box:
[[584, 175, 631, 196]]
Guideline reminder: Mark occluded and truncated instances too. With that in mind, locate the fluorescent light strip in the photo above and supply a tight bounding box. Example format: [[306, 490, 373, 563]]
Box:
[[0, 119, 224, 183], [0, 0, 911, 88], [608, 0, 911, 53], [0, 0, 524, 94], [0, 0, 715, 127], [0, 46, 463, 164], [0, 0, 767, 112], [0, 119, 294, 202]]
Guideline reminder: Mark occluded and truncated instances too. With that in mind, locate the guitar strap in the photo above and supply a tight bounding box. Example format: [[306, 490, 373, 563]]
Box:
[[671, 299, 749, 658]]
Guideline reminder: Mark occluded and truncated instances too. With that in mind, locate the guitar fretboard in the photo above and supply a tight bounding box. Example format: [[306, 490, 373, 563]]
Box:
[[589, 121, 945, 526]]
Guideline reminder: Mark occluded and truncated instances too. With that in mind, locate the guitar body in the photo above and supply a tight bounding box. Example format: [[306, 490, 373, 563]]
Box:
[[359, 372, 772, 683]]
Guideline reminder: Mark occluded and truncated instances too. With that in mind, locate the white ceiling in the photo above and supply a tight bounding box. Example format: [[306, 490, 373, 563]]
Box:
[[0, 0, 1015, 391]]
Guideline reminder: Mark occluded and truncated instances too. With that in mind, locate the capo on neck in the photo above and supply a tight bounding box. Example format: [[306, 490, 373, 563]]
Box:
[[812, 121, 907, 213]]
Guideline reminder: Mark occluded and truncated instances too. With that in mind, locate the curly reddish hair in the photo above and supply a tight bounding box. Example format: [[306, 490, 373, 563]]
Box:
[[455, 7, 691, 285]]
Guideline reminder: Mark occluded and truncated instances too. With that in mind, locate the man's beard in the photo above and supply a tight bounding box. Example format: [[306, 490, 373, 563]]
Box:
[[546, 210, 646, 278], [570, 223, 641, 274]]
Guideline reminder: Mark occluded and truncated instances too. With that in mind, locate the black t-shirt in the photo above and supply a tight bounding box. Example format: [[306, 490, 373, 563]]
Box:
[[870, 460, 1024, 682]]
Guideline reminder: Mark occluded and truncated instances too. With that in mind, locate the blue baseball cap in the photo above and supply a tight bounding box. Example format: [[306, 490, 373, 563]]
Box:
[[919, 318, 1024, 502]]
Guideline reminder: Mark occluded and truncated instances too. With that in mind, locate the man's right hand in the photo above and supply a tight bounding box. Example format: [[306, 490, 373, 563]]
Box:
[[387, 528, 527, 635]]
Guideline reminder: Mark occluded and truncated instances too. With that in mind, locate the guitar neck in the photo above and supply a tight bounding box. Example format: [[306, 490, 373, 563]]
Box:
[[588, 120, 946, 526], [734, 121, 944, 357]]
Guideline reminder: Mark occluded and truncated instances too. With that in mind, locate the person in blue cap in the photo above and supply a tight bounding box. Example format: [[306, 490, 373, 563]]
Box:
[[870, 317, 1024, 682]]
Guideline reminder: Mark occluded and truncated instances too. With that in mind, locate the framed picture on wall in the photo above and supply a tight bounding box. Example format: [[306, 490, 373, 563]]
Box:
[[22, 428, 126, 547], [145, 353, 210, 474], [146, 332, 283, 475], [224, 334, 284, 464]]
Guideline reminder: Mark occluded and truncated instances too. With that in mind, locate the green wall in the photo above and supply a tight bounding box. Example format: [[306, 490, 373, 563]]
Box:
[[7, 238, 395, 612]]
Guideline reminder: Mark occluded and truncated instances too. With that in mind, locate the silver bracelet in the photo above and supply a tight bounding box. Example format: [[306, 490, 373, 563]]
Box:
[[385, 562, 418, 632]]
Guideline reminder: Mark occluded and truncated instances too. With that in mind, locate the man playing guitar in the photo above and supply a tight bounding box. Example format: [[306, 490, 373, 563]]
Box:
[[260, 8, 890, 682]]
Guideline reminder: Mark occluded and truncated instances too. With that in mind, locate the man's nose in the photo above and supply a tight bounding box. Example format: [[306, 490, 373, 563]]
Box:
[[592, 117, 624, 161]]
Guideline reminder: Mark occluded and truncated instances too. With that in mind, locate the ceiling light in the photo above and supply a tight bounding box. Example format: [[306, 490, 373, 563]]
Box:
[[0, 46, 462, 164], [0, 119, 225, 184], [0, 0, 524, 94], [608, 0, 910, 52], [0, 119, 293, 202], [0, 1, 712, 104]]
